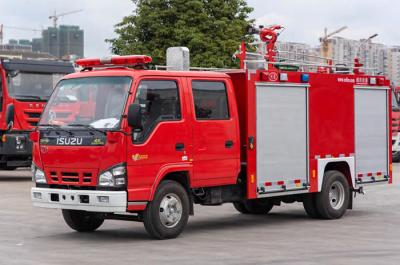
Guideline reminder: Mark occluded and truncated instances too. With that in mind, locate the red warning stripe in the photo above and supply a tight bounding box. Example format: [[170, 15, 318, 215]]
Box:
[[264, 182, 272, 187]]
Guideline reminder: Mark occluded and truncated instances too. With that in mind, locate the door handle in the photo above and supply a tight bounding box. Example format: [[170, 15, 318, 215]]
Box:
[[175, 143, 185, 151], [225, 140, 234, 148]]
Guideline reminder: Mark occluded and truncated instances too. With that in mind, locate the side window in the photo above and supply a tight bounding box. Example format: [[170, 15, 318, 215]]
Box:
[[133, 80, 181, 143], [192, 81, 229, 120]]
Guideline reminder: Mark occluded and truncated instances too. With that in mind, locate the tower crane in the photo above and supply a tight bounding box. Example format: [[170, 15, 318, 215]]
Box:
[[319, 26, 348, 59], [49, 9, 83, 28], [0, 24, 41, 45]]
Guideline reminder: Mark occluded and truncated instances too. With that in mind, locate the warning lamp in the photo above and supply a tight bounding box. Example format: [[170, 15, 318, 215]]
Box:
[[75, 55, 153, 68], [377, 78, 385, 86]]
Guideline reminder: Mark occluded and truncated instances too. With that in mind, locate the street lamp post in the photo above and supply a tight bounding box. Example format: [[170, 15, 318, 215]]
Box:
[[353, 33, 378, 74]]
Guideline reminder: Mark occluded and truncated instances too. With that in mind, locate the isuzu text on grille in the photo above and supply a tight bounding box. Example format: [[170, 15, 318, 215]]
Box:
[[56, 137, 83, 145]]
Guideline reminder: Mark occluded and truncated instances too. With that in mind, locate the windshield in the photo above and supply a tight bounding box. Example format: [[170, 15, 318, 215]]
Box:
[[7, 72, 65, 100], [40, 76, 132, 129]]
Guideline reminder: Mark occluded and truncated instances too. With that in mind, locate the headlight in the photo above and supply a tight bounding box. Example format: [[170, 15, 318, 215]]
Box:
[[98, 164, 126, 187], [31, 164, 47, 184], [99, 171, 114, 186]]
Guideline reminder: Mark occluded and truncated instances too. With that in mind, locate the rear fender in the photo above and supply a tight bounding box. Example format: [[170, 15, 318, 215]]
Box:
[[317, 157, 355, 191]]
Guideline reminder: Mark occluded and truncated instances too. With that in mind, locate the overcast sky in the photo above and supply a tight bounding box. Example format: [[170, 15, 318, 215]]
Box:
[[1, 0, 399, 57]]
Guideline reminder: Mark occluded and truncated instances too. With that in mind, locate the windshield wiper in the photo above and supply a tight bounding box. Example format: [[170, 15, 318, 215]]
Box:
[[67, 124, 107, 135], [13, 95, 46, 100], [38, 124, 73, 135]]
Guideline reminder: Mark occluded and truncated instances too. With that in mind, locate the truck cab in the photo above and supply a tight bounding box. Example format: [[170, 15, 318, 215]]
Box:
[[0, 58, 74, 169], [31, 57, 242, 237]]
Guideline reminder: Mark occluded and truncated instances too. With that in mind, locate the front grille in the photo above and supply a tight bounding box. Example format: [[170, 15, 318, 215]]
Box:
[[26, 112, 41, 118], [24, 110, 42, 128], [48, 169, 96, 186]]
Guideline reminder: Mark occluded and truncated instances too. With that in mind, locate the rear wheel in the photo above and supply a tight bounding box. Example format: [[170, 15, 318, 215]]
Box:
[[302, 194, 321, 218], [316, 170, 350, 219], [62, 210, 105, 232], [143, 180, 189, 239], [233, 201, 250, 214], [233, 199, 273, 215]]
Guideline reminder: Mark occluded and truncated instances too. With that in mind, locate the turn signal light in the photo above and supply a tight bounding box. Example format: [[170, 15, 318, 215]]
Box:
[[1, 135, 6, 142]]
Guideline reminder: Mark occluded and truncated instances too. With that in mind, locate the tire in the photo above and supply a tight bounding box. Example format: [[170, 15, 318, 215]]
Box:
[[393, 152, 400, 163], [315, 170, 350, 219], [62, 210, 105, 232], [234, 198, 273, 215], [0, 165, 17, 170], [143, 180, 190, 239], [302, 194, 321, 219], [233, 201, 250, 214]]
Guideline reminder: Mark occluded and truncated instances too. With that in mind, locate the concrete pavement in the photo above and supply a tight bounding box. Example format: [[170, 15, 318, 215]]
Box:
[[0, 166, 399, 265]]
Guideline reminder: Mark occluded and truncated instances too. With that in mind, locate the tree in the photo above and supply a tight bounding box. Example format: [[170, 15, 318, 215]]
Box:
[[107, 0, 253, 68]]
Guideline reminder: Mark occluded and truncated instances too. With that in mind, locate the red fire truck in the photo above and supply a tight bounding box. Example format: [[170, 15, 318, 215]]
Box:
[[0, 58, 74, 169], [30, 26, 391, 239], [392, 88, 400, 162]]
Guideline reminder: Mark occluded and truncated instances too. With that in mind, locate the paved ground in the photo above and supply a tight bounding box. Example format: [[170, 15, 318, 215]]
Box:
[[0, 166, 399, 265]]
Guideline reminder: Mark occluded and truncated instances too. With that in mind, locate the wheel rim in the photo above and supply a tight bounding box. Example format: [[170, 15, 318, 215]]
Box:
[[159, 193, 183, 228], [329, 181, 345, 210]]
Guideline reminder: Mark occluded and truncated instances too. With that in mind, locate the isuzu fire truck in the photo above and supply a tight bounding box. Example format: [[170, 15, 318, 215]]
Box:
[[31, 26, 392, 239], [0, 58, 74, 169]]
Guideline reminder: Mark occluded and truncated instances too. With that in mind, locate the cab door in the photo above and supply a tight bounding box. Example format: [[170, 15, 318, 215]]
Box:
[[126, 77, 191, 201], [187, 78, 240, 187]]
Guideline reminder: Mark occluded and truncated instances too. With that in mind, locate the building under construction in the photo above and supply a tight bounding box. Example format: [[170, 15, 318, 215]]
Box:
[[0, 25, 84, 60], [33, 25, 84, 59]]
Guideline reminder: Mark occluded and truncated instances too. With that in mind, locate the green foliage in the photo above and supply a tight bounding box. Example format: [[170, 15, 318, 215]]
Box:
[[107, 0, 254, 68]]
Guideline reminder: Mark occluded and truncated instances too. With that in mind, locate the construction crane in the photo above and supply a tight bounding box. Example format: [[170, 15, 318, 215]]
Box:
[[319, 26, 348, 59], [49, 9, 83, 28], [0, 24, 41, 45]]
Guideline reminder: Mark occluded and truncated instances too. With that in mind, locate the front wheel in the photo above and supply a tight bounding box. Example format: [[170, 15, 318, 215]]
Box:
[[62, 210, 105, 232], [302, 194, 321, 219], [0, 165, 17, 170], [316, 170, 350, 219], [143, 180, 190, 239]]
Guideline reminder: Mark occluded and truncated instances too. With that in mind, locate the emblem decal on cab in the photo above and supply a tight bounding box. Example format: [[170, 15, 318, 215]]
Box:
[[132, 153, 149, 161]]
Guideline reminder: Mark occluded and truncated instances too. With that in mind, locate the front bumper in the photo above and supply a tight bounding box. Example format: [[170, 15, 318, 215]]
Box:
[[31, 187, 127, 213]]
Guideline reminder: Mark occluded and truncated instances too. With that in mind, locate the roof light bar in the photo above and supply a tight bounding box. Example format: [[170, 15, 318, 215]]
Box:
[[75, 55, 152, 67]]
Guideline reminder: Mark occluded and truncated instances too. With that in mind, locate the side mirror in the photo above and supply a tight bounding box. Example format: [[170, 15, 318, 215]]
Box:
[[127, 103, 142, 130], [5, 104, 14, 130]]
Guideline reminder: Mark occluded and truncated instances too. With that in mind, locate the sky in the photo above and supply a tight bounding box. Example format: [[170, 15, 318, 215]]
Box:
[[1, 0, 399, 57]]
